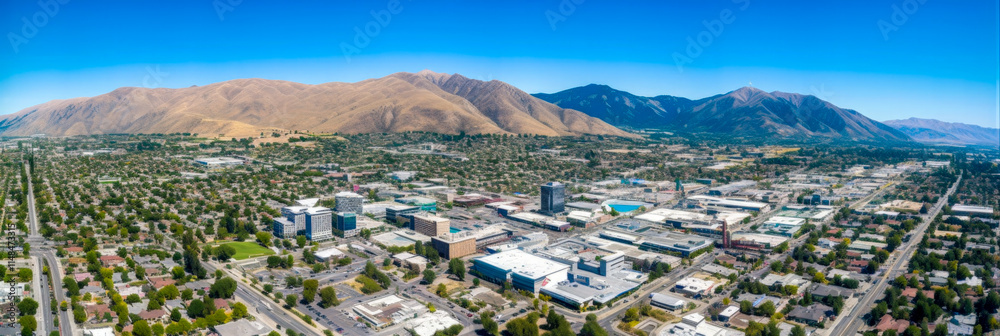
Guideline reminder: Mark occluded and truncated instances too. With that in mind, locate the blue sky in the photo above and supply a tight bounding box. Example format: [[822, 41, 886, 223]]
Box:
[[1, 0, 997, 127]]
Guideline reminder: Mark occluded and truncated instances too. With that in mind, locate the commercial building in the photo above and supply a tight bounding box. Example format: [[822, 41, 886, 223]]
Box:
[[305, 207, 333, 241], [352, 295, 429, 329], [729, 233, 788, 249], [674, 277, 716, 298], [272, 217, 297, 239], [274, 198, 332, 240], [212, 319, 272, 336], [314, 247, 345, 262], [649, 293, 688, 310], [718, 306, 739, 322], [397, 196, 438, 211], [392, 252, 430, 272], [472, 249, 570, 293], [684, 195, 771, 213], [335, 212, 359, 238], [335, 191, 365, 216], [708, 180, 757, 196], [952, 204, 995, 217], [405, 311, 463, 336], [431, 232, 477, 259], [541, 182, 566, 215], [637, 232, 714, 257], [386, 205, 420, 223], [757, 216, 807, 237], [412, 214, 451, 237], [193, 157, 245, 167]]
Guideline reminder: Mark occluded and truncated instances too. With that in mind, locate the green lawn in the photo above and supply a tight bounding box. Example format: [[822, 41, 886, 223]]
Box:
[[216, 241, 275, 260]]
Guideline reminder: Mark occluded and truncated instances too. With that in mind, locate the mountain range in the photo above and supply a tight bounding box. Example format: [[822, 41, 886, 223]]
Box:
[[882, 118, 999, 146], [4, 71, 988, 145], [534, 84, 911, 142], [0, 70, 630, 138]]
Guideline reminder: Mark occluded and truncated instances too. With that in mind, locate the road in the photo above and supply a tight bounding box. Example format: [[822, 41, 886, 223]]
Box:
[[827, 174, 962, 336], [23, 161, 58, 336], [39, 250, 77, 336], [205, 257, 327, 336]]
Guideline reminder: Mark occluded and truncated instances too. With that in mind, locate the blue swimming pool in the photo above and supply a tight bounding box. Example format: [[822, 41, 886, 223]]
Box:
[[449, 227, 462, 233], [608, 204, 642, 213]]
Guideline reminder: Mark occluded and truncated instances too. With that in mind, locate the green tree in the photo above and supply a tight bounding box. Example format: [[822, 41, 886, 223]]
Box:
[[423, 269, 437, 284], [285, 294, 298, 308], [17, 298, 39, 316], [449, 258, 466, 280], [133, 320, 153, 336], [319, 286, 339, 308], [302, 279, 319, 303], [19, 315, 36, 336], [209, 277, 237, 298]]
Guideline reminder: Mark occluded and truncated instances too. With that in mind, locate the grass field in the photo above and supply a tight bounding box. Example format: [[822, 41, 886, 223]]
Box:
[[215, 241, 275, 260]]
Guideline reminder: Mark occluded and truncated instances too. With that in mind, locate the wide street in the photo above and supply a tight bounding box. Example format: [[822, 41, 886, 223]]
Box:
[[826, 174, 962, 336]]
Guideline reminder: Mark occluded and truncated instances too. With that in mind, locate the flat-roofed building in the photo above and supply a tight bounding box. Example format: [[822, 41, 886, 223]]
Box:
[[335, 191, 364, 216], [649, 293, 687, 310], [335, 212, 359, 238], [193, 157, 245, 167], [637, 232, 714, 257], [412, 214, 451, 237], [674, 277, 716, 298], [952, 204, 995, 217], [386, 205, 420, 223], [684, 195, 771, 213], [431, 232, 477, 259], [272, 217, 297, 239], [758, 216, 807, 237], [305, 207, 333, 241], [352, 295, 428, 329], [472, 249, 569, 294]]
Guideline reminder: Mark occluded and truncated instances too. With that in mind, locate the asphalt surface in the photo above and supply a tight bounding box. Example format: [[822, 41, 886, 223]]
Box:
[[827, 174, 962, 336]]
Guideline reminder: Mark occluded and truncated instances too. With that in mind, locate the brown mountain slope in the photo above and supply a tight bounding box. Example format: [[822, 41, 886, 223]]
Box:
[[0, 71, 631, 138]]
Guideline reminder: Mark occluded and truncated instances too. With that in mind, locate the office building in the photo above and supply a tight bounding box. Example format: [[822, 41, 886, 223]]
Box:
[[472, 249, 569, 293], [273, 217, 297, 239], [412, 214, 451, 237], [386, 205, 420, 223], [431, 232, 477, 259], [541, 182, 565, 214], [335, 212, 359, 238], [305, 207, 333, 241], [335, 191, 365, 216]]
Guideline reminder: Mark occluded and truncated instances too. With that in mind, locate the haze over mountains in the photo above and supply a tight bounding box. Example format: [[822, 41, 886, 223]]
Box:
[[534, 84, 912, 142], [0, 71, 630, 138], [883, 118, 999, 146]]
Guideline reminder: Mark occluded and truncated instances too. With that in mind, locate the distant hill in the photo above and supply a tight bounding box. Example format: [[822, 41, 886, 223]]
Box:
[[534, 85, 911, 142], [0, 70, 631, 138], [883, 118, 999, 146]]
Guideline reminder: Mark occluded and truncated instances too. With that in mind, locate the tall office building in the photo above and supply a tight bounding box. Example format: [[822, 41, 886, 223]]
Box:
[[281, 206, 307, 235], [336, 212, 360, 238], [305, 207, 333, 241], [335, 191, 365, 216], [540, 182, 565, 215], [412, 214, 451, 237], [273, 217, 297, 239]]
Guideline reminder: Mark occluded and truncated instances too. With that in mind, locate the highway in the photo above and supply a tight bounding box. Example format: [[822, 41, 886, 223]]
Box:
[[827, 174, 962, 336]]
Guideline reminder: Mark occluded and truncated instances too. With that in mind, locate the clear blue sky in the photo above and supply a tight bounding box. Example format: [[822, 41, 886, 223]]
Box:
[[2, 0, 997, 127]]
